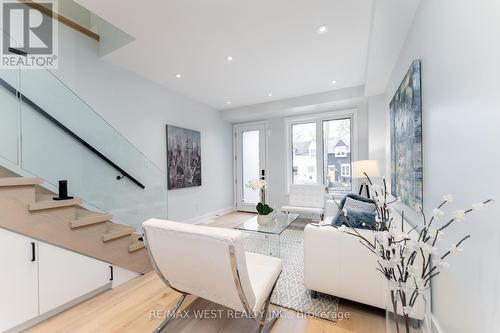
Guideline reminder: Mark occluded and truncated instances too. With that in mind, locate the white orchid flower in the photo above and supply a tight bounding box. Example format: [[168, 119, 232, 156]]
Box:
[[432, 208, 445, 220], [426, 229, 443, 241], [438, 261, 450, 269], [338, 225, 347, 233], [450, 245, 464, 254], [407, 265, 419, 275], [246, 179, 267, 190], [453, 210, 466, 222], [443, 194, 454, 203], [472, 202, 484, 211]]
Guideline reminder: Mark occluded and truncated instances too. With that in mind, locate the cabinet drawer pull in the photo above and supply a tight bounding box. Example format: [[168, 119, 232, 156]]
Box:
[[31, 242, 36, 262]]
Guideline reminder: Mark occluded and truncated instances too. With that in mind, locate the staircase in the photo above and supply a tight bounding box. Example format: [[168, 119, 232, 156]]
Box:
[[0, 168, 151, 274]]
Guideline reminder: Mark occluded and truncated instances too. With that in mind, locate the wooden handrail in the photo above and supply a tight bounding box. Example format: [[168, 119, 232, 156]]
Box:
[[25, 0, 100, 42]]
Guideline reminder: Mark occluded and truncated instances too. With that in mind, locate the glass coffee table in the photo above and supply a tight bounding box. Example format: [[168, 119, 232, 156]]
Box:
[[235, 213, 299, 257]]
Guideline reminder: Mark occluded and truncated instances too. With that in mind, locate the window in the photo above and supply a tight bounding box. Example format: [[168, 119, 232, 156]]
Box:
[[324, 118, 352, 191], [287, 112, 354, 192], [291, 122, 317, 184], [341, 164, 351, 177], [334, 146, 347, 157]]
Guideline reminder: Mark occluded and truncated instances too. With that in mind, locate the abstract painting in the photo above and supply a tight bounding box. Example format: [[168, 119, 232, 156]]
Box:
[[166, 125, 201, 190], [390, 60, 423, 211]]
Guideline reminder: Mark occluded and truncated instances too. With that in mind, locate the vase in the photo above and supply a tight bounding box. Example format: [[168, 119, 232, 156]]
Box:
[[386, 282, 431, 333], [257, 214, 272, 226]]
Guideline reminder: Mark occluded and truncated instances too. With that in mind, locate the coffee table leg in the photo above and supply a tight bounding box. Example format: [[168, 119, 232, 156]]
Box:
[[268, 234, 280, 257]]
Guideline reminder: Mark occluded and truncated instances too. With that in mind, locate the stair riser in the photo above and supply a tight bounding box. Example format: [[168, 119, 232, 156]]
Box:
[[30, 206, 77, 221], [0, 186, 36, 206]]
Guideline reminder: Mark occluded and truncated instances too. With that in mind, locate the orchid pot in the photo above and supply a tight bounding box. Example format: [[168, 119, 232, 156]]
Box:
[[257, 214, 272, 226]]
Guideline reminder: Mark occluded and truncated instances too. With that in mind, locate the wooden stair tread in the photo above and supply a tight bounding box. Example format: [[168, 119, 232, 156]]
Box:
[[128, 241, 145, 253], [71, 213, 112, 229], [29, 198, 82, 211], [0, 174, 151, 274], [0, 177, 43, 187], [103, 225, 135, 242]]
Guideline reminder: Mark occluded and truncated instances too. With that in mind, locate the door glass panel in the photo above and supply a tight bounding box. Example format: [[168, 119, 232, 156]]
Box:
[[323, 118, 352, 191], [292, 123, 317, 184], [242, 130, 260, 204]]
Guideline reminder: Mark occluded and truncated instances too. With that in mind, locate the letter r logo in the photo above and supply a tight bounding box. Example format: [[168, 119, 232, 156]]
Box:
[[2, 1, 53, 55]]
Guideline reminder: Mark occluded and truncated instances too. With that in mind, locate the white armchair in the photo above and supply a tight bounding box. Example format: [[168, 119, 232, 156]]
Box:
[[281, 184, 326, 220], [142, 218, 283, 333]]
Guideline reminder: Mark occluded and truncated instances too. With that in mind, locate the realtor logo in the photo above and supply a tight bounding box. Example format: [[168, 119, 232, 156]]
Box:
[[1, 0, 58, 68]]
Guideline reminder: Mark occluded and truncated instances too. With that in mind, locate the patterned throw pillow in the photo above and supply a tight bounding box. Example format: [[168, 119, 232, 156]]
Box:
[[332, 194, 377, 229], [344, 196, 377, 215]]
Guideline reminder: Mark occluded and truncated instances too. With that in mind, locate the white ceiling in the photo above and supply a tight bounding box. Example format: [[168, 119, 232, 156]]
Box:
[[76, 0, 418, 111]]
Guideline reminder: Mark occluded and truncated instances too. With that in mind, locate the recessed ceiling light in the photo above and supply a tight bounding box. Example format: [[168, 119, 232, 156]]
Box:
[[226, 100, 231, 105], [175, 74, 182, 78], [331, 80, 337, 84], [317, 25, 328, 34], [267, 93, 273, 97], [226, 56, 233, 61]]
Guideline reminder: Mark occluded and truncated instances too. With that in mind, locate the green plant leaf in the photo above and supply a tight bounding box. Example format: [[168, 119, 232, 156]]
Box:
[[256, 202, 263, 214]]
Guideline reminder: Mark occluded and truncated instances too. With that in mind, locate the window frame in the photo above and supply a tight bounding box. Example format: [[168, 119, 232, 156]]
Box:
[[284, 109, 358, 195], [340, 163, 351, 177]]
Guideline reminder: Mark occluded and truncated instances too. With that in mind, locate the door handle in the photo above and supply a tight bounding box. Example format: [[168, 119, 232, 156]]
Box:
[[31, 242, 36, 262], [261, 169, 265, 180]]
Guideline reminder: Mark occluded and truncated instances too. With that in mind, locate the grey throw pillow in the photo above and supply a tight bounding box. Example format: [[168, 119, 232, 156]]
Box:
[[332, 194, 377, 230], [344, 196, 377, 215]]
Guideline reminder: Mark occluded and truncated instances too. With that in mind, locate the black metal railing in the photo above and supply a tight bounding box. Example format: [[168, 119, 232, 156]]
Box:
[[0, 72, 145, 189]]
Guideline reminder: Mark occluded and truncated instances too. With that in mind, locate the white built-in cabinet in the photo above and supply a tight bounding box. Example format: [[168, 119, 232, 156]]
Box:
[[38, 242, 111, 314], [0, 228, 39, 332], [0, 228, 112, 332]]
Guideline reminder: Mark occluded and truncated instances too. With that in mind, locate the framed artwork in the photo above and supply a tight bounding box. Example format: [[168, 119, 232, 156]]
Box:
[[166, 125, 201, 190], [390, 60, 423, 211]]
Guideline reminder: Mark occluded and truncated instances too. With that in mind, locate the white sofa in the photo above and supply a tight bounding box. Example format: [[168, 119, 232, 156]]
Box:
[[303, 207, 426, 320], [281, 184, 325, 220]]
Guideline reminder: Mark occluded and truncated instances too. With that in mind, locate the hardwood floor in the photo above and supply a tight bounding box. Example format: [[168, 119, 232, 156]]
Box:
[[26, 212, 385, 333]]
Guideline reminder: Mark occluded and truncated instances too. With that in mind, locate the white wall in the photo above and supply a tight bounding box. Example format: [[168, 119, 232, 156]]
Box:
[[52, 24, 233, 222], [367, 94, 387, 176], [383, 1, 500, 332]]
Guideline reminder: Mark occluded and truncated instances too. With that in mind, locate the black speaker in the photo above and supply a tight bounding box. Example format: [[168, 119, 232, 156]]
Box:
[[53, 180, 74, 201]]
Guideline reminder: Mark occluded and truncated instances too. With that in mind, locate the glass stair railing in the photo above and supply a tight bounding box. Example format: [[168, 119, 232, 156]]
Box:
[[0, 46, 167, 231]]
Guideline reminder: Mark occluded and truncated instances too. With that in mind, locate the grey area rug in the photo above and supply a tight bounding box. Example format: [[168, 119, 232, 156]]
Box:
[[242, 219, 339, 321]]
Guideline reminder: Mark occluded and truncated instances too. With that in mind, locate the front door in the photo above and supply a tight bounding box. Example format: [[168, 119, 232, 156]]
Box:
[[234, 123, 267, 212]]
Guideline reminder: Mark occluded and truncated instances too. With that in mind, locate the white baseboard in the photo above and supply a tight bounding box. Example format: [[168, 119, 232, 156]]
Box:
[[183, 206, 235, 225], [431, 315, 444, 333]]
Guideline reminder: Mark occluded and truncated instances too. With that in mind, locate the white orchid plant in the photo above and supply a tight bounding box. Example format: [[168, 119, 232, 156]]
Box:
[[246, 179, 273, 215], [336, 174, 493, 333]]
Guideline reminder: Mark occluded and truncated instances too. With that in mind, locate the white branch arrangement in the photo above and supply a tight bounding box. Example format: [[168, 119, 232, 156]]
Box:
[[336, 174, 493, 333]]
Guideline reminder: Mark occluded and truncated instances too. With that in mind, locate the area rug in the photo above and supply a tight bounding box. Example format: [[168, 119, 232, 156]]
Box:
[[241, 219, 339, 321]]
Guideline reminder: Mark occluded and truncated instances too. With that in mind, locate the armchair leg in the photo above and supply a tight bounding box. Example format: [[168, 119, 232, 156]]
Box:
[[257, 279, 280, 333], [152, 293, 187, 333]]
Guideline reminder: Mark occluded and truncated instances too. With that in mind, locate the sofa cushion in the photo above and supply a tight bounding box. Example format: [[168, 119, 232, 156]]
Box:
[[344, 196, 377, 215], [281, 205, 324, 216], [333, 210, 377, 229], [332, 194, 377, 229]]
